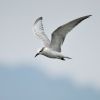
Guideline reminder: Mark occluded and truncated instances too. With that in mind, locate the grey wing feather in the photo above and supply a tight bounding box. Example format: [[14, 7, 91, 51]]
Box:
[[33, 17, 50, 47], [50, 15, 92, 52]]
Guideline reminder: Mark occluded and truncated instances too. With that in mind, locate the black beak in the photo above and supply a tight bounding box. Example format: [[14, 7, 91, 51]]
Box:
[[35, 53, 39, 57]]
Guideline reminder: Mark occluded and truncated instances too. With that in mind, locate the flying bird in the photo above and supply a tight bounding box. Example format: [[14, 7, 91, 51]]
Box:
[[33, 15, 91, 60]]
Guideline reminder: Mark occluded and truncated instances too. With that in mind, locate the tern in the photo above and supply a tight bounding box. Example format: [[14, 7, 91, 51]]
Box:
[[33, 15, 91, 60]]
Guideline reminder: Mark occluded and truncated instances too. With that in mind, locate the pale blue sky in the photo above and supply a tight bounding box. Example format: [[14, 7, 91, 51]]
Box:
[[0, 65, 100, 100], [0, 0, 100, 90]]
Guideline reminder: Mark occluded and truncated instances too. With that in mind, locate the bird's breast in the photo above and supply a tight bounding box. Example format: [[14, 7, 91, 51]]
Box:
[[42, 48, 63, 58]]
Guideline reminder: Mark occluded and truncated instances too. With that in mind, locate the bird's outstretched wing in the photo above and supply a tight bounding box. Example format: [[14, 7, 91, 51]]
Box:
[[33, 17, 50, 47], [50, 15, 91, 52]]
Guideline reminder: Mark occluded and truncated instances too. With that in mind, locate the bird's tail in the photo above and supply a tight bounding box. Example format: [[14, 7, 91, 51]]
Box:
[[65, 56, 72, 59], [60, 56, 72, 60]]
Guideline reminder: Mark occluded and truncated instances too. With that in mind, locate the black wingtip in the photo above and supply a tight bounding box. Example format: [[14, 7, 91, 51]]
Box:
[[81, 15, 92, 20], [73, 15, 92, 26], [34, 16, 43, 24], [86, 15, 92, 18], [85, 15, 92, 19], [38, 16, 43, 20]]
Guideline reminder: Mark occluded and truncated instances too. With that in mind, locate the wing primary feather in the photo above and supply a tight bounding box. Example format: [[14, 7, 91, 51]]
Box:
[[34, 17, 43, 25], [33, 17, 50, 47], [50, 15, 92, 52]]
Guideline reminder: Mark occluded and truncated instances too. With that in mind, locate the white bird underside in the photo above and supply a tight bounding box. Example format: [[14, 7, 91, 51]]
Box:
[[33, 15, 91, 60]]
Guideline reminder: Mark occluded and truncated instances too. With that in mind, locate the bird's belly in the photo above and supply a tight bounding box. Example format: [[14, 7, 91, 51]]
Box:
[[43, 49, 62, 58]]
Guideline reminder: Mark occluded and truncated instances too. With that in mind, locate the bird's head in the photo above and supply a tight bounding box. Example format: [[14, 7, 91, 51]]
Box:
[[35, 47, 45, 57]]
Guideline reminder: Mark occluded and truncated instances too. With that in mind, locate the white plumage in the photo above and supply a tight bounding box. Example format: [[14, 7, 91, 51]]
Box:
[[33, 15, 91, 60]]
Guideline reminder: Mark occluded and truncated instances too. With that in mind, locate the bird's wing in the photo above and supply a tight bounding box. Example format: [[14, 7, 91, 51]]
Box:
[[33, 17, 50, 47], [50, 15, 91, 52]]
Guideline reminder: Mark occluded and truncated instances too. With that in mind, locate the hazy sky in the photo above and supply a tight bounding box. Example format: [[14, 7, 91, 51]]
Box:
[[0, 66, 100, 100], [0, 0, 100, 89]]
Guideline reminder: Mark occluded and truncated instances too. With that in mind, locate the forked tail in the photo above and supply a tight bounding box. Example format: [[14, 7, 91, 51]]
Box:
[[61, 56, 72, 60], [65, 56, 72, 59]]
